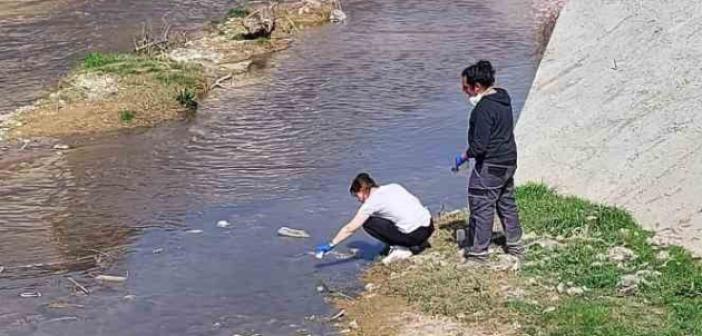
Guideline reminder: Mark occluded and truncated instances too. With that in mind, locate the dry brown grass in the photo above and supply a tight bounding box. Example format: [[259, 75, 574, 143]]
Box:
[[334, 213, 525, 336]]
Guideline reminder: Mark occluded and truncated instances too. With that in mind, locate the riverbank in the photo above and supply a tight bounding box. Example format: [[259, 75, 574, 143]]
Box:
[[0, 0, 343, 140], [515, 0, 702, 255], [334, 184, 702, 335]]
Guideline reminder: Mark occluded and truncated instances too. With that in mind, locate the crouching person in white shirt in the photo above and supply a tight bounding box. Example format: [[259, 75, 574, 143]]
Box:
[[315, 173, 434, 264]]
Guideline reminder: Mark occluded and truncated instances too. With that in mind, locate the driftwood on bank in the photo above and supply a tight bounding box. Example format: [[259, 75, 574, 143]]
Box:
[[211, 73, 233, 89], [133, 18, 188, 54], [67, 276, 90, 295]]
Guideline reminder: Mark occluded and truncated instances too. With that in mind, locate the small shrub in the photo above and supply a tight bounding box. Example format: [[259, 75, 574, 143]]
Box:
[[119, 110, 135, 123], [176, 88, 198, 111]]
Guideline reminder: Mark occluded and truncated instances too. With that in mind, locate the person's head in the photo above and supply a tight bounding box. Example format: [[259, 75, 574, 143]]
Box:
[[461, 60, 496, 97], [349, 173, 378, 203]]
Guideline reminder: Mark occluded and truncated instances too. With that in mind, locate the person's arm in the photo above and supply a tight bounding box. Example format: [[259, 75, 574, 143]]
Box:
[[466, 107, 493, 159], [330, 209, 370, 246]]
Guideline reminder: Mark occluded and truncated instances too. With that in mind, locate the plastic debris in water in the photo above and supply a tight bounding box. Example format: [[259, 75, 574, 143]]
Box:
[[216, 220, 231, 228], [96, 275, 127, 282], [20, 292, 42, 298], [277, 227, 311, 238], [186, 229, 203, 234]]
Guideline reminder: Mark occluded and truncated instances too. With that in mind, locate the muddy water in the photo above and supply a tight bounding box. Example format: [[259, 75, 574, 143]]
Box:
[[1, 0, 547, 334]]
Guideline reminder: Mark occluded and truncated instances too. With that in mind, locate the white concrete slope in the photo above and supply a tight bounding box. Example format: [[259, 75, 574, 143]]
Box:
[[516, 0, 702, 255]]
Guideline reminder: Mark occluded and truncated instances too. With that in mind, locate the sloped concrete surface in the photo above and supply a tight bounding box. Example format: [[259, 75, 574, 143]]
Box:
[[516, 0, 702, 255]]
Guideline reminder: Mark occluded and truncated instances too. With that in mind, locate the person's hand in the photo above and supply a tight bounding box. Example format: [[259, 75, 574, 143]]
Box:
[[451, 154, 467, 172], [314, 242, 335, 258]]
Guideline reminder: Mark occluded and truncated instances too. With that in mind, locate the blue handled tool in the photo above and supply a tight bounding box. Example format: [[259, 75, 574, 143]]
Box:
[[314, 242, 335, 259], [451, 154, 467, 172]]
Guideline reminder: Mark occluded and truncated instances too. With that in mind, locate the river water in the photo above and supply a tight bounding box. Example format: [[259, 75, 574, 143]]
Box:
[[1, 0, 547, 334]]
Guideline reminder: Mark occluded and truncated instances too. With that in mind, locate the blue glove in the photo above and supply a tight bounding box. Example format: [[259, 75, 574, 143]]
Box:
[[314, 242, 335, 258], [451, 154, 467, 172]]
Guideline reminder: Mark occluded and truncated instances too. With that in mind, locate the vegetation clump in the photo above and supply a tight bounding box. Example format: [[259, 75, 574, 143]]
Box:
[[119, 109, 135, 123]]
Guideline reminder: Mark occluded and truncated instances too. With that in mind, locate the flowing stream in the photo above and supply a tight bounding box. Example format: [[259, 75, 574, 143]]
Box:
[[0, 0, 547, 334]]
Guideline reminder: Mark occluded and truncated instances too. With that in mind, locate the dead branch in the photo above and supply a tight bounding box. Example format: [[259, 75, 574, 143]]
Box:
[[66, 277, 90, 295], [212, 73, 233, 89], [133, 19, 179, 54]]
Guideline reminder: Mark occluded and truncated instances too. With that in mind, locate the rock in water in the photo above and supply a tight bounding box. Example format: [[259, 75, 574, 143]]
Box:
[[53, 144, 70, 150], [277, 227, 311, 238], [243, 8, 275, 39], [330, 9, 347, 23]]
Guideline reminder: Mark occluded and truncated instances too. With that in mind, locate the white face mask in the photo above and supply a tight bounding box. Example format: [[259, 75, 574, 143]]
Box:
[[466, 87, 494, 107], [468, 94, 482, 106]]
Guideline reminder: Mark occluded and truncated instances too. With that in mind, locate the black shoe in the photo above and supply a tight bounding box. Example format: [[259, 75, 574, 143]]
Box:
[[409, 240, 432, 255], [461, 250, 489, 267], [505, 243, 525, 258]]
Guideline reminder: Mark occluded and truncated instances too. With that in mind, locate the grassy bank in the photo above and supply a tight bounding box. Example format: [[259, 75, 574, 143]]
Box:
[[337, 183, 702, 335], [3, 1, 340, 139]]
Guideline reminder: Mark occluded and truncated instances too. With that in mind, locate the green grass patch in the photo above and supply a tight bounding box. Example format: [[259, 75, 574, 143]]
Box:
[[516, 183, 702, 335], [119, 109, 135, 123], [79, 51, 205, 113], [82, 52, 124, 69], [80, 53, 170, 75]]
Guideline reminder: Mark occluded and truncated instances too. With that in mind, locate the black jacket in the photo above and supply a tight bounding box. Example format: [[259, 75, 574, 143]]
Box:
[[466, 88, 518, 165]]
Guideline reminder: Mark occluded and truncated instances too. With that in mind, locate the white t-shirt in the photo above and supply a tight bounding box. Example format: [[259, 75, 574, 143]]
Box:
[[358, 184, 431, 234]]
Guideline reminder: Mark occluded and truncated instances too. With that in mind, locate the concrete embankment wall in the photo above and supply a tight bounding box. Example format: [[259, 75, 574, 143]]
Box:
[[516, 0, 702, 255]]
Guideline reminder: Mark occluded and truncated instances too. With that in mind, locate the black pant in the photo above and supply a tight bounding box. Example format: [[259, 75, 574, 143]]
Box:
[[362, 216, 434, 248]]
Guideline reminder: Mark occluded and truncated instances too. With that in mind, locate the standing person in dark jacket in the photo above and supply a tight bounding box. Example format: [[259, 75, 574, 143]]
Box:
[[453, 60, 524, 261]]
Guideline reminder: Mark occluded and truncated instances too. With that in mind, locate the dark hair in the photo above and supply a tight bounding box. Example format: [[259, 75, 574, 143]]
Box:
[[462, 60, 496, 87], [349, 173, 378, 194]]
